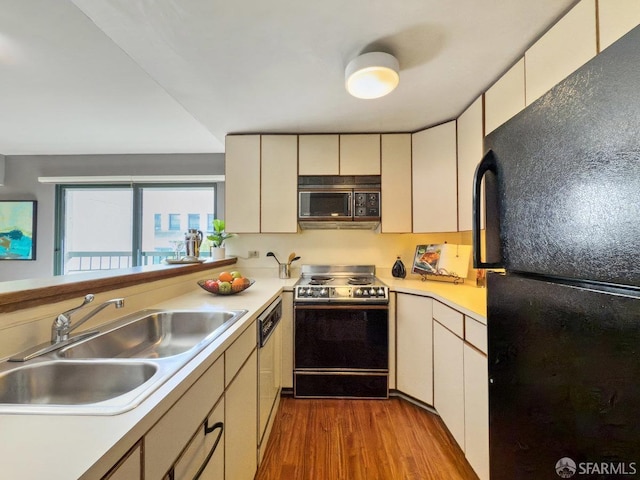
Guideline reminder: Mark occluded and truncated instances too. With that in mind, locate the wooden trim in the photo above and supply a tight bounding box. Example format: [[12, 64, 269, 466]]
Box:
[[0, 258, 237, 313]]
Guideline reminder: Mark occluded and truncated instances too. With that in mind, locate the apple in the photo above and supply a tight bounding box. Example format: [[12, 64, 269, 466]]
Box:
[[230, 271, 243, 279], [218, 281, 232, 294]]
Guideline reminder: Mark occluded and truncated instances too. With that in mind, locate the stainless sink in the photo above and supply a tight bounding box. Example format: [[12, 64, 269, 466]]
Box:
[[0, 309, 248, 415], [58, 310, 247, 360], [0, 360, 163, 414]]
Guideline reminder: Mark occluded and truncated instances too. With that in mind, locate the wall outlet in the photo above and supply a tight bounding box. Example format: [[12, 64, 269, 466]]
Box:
[[248, 250, 259, 258]]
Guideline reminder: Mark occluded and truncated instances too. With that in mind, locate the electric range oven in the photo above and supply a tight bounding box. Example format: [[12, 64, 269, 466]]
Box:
[[293, 265, 389, 398]]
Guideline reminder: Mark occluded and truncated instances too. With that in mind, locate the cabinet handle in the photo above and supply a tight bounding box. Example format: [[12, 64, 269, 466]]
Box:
[[192, 420, 224, 480], [472, 149, 503, 269]]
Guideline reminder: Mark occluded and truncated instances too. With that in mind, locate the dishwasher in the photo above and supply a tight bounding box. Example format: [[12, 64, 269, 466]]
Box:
[[257, 296, 283, 456]]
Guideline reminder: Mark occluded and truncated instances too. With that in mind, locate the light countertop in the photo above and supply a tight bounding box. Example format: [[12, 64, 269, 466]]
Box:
[[0, 273, 484, 480]]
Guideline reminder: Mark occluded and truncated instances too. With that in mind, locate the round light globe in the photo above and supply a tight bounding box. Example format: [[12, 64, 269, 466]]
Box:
[[345, 52, 400, 99]]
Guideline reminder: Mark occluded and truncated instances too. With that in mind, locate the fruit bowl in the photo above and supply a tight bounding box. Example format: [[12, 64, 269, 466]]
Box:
[[197, 278, 255, 295]]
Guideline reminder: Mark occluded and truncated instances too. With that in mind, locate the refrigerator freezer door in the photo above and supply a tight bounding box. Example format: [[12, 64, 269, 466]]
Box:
[[488, 272, 640, 479], [483, 25, 640, 286]]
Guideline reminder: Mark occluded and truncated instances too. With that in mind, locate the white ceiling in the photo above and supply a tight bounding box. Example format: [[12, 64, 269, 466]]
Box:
[[0, 0, 578, 155]]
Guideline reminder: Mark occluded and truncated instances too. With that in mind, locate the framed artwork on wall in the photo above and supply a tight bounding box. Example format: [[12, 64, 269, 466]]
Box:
[[0, 200, 37, 261]]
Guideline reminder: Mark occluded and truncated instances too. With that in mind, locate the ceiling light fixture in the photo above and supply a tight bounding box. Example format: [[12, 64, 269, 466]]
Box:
[[345, 52, 399, 99]]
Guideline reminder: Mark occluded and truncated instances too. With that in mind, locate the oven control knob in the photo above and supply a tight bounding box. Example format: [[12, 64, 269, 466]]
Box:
[[306, 288, 313, 296], [362, 288, 370, 296], [320, 288, 327, 296], [377, 288, 385, 296], [355, 288, 362, 296]]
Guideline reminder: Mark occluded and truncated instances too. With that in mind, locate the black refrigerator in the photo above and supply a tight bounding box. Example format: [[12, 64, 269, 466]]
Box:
[[473, 25, 640, 479]]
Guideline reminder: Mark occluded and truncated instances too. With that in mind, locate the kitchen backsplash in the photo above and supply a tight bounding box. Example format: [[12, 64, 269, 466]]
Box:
[[230, 229, 477, 281]]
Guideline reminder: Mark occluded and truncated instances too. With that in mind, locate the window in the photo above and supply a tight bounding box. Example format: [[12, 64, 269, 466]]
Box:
[[188, 213, 200, 230], [207, 213, 214, 233], [169, 214, 181, 231], [55, 184, 216, 274]]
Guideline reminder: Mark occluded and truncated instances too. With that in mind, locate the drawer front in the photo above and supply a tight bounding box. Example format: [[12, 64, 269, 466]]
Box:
[[172, 398, 225, 480], [433, 301, 464, 338], [225, 321, 257, 386], [465, 316, 487, 354], [145, 355, 224, 480]]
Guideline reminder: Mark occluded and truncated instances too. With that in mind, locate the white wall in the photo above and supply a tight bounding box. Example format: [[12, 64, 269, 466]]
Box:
[[0, 153, 224, 281]]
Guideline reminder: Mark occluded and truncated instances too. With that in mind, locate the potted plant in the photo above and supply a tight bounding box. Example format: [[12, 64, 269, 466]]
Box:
[[207, 219, 235, 260]]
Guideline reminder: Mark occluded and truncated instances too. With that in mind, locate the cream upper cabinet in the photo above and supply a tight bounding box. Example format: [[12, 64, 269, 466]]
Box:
[[225, 135, 261, 233], [298, 135, 339, 175], [381, 134, 412, 233], [396, 293, 433, 405], [261, 135, 298, 233], [339, 134, 381, 175], [457, 97, 483, 232], [412, 121, 458, 233], [598, 0, 640, 50], [525, 0, 597, 105], [484, 59, 525, 134]]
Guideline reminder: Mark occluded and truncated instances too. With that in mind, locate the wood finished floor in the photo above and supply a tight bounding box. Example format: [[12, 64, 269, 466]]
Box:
[[256, 397, 479, 480]]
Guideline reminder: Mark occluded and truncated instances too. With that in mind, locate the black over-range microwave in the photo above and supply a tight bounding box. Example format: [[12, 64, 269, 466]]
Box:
[[298, 176, 381, 229]]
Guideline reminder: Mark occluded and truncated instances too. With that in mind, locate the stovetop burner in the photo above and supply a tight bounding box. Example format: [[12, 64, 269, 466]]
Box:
[[309, 275, 333, 285], [295, 265, 388, 304]]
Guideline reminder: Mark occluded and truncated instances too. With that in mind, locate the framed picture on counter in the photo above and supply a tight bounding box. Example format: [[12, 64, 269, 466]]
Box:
[[0, 200, 37, 260]]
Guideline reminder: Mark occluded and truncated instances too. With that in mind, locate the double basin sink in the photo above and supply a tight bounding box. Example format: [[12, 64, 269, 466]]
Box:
[[0, 309, 247, 415]]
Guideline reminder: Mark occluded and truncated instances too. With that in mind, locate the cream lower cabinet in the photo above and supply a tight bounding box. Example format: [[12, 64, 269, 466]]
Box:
[[171, 398, 225, 480], [102, 443, 142, 480], [146, 356, 225, 479], [280, 292, 294, 389], [225, 348, 258, 480], [396, 293, 433, 404], [464, 343, 489, 480], [433, 320, 465, 449]]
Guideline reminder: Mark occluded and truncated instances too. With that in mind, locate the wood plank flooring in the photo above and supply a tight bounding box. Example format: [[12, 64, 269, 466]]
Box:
[[256, 397, 479, 480]]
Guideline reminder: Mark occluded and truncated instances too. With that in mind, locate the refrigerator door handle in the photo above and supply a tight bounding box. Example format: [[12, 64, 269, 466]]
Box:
[[473, 149, 503, 268]]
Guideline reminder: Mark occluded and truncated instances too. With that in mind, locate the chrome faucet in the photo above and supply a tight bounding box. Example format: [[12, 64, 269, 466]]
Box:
[[51, 294, 125, 343]]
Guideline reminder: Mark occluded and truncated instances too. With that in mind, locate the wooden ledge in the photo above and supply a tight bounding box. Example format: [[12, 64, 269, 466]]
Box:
[[0, 258, 237, 313]]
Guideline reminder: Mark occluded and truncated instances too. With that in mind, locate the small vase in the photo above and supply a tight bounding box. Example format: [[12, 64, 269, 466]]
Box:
[[211, 247, 226, 260], [392, 256, 406, 279]]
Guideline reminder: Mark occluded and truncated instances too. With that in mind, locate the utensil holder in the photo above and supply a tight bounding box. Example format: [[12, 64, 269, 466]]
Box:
[[279, 263, 291, 279]]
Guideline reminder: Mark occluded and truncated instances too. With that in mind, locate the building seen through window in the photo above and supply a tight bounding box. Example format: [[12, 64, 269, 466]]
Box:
[[56, 184, 216, 274]]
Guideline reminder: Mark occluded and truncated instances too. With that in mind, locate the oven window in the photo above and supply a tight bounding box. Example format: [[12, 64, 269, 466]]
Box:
[[294, 307, 388, 370], [299, 192, 351, 217]]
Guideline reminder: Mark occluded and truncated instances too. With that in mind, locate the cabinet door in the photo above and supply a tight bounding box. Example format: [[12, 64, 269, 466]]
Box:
[[457, 97, 483, 232], [298, 135, 339, 175], [146, 356, 224, 479], [525, 0, 597, 105], [598, 0, 640, 50], [433, 321, 465, 449], [339, 134, 381, 175], [412, 121, 458, 233], [280, 292, 294, 389], [396, 294, 433, 404], [485, 59, 525, 134], [225, 135, 260, 233], [381, 134, 412, 233], [172, 398, 225, 480], [225, 348, 258, 480], [464, 344, 489, 480], [103, 444, 142, 480], [261, 135, 298, 233]]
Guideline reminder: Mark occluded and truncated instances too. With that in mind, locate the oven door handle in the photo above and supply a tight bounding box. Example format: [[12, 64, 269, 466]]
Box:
[[294, 304, 389, 310]]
